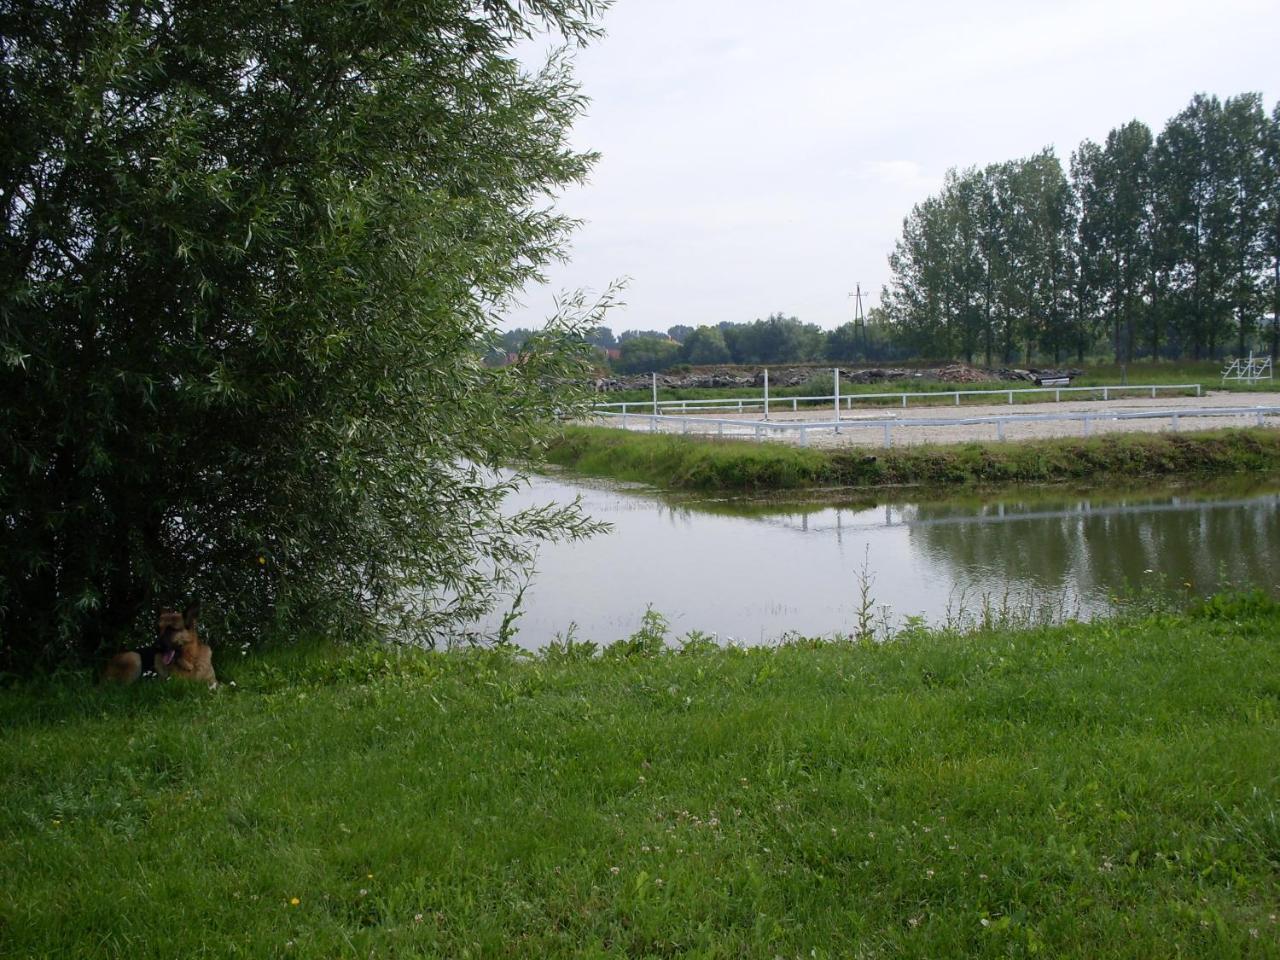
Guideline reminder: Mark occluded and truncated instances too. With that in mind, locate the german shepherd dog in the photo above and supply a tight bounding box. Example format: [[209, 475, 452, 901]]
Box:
[[102, 603, 216, 687]]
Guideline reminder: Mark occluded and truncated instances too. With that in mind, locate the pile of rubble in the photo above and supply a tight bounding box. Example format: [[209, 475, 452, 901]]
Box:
[[998, 367, 1084, 384], [595, 363, 1027, 392]]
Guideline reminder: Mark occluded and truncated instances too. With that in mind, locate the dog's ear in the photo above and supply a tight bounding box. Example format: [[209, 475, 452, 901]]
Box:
[[183, 602, 201, 629]]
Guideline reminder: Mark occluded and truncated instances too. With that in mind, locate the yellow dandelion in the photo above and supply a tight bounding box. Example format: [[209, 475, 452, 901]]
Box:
[[289, 897, 300, 907], [258, 556, 267, 565]]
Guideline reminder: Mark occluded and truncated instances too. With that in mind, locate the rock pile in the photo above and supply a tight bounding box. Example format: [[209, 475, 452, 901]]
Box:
[[594, 363, 1024, 392], [998, 367, 1084, 383]]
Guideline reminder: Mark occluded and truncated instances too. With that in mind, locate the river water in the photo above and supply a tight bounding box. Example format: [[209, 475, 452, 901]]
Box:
[[484, 472, 1280, 648]]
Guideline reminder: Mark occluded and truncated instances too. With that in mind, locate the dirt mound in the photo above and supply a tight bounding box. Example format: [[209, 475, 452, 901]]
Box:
[[594, 363, 1013, 392]]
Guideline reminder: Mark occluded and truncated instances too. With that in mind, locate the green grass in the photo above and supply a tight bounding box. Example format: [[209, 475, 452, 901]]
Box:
[[601, 361, 1275, 407], [3, 595, 1280, 957], [547, 425, 1280, 492]]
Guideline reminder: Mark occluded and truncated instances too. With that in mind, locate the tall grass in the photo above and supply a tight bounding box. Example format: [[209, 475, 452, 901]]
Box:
[[3, 595, 1280, 957], [547, 425, 1280, 492]]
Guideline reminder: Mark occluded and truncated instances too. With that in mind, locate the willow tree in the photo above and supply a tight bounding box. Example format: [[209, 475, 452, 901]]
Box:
[[0, 0, 611, 666]]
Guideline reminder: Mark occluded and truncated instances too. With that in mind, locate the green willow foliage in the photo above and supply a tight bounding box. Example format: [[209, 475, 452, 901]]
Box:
[[885, 93, 1280, 365], [0, 0, 613, 666]]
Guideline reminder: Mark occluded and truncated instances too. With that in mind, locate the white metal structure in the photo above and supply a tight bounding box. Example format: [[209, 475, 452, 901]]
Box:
[[596, 383, 1204, 416], [1222, 352, 1273, 385], [593, 405, 1280, 448]]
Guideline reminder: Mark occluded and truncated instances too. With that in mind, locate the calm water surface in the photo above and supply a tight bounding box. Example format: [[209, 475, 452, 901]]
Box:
[[483, 473, 1280, 648]]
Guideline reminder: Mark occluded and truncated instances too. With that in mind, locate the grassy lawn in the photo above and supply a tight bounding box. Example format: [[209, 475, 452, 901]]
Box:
[[599, 360, 1276, 408], [3, 596, 1280, 957]]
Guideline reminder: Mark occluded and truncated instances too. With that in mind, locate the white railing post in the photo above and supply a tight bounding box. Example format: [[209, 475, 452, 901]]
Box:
[[764, 368, 770, 420], [882, 422, 892, 448], [834, 368, 841, 433], [997, 420, 1005, 441], [652, 372, 658, 416]]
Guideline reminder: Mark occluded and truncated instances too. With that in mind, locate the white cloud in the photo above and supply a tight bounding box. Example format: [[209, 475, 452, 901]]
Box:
[[508, 0, 1279, 331]]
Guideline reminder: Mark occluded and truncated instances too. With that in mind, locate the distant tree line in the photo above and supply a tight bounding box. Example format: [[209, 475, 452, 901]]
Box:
[[883, 92, 1280, 364], [493, 313, 903, 373]]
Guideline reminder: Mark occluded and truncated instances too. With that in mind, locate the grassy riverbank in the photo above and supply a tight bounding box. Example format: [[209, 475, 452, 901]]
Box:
[[3, 596, 1280, 957], [546, 425, 1280, 491]]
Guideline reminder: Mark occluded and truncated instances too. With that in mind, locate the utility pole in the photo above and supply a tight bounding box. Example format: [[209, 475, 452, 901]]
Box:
[[848, 283, 868, 361]]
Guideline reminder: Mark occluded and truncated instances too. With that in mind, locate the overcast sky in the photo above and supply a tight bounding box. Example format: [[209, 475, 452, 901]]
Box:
[[503, 0, 1279, 333]]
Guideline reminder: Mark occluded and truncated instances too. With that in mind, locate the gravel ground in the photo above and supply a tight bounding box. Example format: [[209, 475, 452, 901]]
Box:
[[590, 389, 1280, 448]]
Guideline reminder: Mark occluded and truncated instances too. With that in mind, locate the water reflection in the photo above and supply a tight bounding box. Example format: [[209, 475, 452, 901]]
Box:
[[481, 474, 1280, 649]]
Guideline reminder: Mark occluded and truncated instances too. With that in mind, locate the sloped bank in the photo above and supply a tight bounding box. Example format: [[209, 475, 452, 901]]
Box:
[[3, 595, 1279, 957], [545, 424, 1280, 491]]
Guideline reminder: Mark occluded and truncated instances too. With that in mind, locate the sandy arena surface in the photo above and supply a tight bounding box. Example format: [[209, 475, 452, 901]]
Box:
[[592, 390, 1280, 448]]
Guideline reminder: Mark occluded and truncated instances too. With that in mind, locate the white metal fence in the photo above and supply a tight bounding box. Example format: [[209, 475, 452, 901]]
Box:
[[1222, 353, 1273, 385], [592, 404, 1280, 448], [595, 382, 1204, 417]]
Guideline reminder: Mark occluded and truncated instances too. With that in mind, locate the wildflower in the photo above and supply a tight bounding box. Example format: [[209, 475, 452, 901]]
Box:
[[289, 898, 300, 907], [609, 866, 620, 875], [637, 775, 646, 784], [258, 556, 266, 565], [654, 878, 664, 888], [414, 914, 424, 924], [358, 889, 368, 897]]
